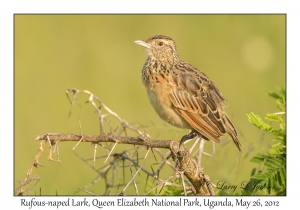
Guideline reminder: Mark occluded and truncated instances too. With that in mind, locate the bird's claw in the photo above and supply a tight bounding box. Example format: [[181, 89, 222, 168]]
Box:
[[179, 133, 197, 146]]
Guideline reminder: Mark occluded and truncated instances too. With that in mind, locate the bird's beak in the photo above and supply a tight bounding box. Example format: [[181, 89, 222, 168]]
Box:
[[134, 40, 152, 49]]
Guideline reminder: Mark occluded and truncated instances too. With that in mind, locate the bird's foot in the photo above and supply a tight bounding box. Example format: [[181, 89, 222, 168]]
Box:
[[179, 132, 198, 146]]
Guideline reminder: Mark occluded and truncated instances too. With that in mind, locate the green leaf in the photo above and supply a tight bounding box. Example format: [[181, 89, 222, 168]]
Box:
[[252, 174, 268, 180], [277, 104, 285, 112], [267, 91, 281, 100], [268, 177, 273, 194], [265, 114, 284, 123], [251, 157, 264, 164], [247, 112, 273, 132], [278, 168, 285, 186], [272, 142, 282, 147], [268, 128, 285, 137], [250, 168, 257, 176]]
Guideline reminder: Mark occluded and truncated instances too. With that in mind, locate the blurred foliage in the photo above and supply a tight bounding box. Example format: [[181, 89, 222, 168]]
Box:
[[241, 88, 286, 195], [15, 15, 285, 195]]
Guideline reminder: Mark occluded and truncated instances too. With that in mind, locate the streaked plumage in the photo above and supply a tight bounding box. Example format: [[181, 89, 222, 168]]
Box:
[[135, 35, 241, 151]]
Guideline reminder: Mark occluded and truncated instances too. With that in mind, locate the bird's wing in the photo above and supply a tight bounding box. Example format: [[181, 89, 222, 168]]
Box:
[[168, 63, 234, 144]]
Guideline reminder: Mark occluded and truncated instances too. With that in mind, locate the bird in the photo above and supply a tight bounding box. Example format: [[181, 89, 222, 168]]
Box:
[[134, 35, 241, 151]]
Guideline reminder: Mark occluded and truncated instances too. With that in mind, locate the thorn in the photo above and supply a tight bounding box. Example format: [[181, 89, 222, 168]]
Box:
[[144, 147, 151, 159], [104, 143, 117, 163]]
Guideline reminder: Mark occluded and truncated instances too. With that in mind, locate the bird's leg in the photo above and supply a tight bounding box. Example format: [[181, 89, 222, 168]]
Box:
[[179, 130, 198, 145]]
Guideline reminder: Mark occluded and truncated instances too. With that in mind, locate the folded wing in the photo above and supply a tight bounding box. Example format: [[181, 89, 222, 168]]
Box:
[[169, 64, 241, 151]]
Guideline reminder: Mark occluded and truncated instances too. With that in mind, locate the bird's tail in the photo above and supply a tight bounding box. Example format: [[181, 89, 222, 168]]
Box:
[[225, 114, 242, 152]]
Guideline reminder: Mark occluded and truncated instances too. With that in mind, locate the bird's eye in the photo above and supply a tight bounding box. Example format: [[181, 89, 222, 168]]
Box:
[[158, 42, 164, 46]]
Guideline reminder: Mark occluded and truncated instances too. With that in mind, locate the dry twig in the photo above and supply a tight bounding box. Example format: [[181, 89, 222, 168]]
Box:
[[16, 88, 215, 196]]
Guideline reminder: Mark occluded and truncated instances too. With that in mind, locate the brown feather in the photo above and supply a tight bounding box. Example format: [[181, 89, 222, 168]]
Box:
[[175, 108, 220, 143]]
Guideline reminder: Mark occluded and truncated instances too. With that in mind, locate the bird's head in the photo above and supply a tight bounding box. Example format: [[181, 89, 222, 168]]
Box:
[[134, 35, 179, 61]]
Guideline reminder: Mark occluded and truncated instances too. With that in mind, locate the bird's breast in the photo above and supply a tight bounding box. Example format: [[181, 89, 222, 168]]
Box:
[[144, 73, 191, 129]]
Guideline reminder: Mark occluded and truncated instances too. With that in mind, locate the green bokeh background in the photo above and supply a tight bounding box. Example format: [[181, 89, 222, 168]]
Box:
[[15, 15, 285, 195]]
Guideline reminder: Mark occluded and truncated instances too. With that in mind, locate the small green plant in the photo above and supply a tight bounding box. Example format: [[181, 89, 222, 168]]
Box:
[[243, 88, 286, 195]]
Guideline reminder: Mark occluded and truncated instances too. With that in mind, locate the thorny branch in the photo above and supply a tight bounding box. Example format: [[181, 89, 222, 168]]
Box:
[[15, 88, 215, 196]]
